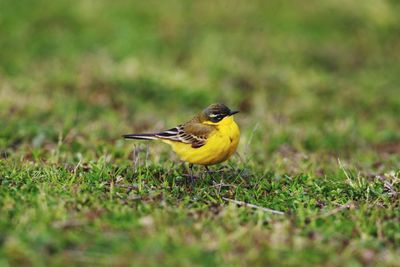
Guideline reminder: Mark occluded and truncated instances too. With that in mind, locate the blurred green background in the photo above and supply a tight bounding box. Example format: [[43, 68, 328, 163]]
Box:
[[0, 0, 399, 266], [1, 0, 399, 159]]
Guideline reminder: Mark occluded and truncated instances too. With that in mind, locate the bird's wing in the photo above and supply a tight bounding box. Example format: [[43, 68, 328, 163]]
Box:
[[155, 123, 215, 148]]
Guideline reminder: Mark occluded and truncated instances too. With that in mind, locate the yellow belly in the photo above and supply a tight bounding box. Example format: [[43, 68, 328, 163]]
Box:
[[163, 118, 240, 166]]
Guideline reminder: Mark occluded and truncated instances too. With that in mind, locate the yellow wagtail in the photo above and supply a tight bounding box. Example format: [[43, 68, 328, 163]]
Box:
[[123, 103, 240, 183]]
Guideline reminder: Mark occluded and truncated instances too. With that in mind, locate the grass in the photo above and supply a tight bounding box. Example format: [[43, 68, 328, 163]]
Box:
[[1, 0, 400, 266]]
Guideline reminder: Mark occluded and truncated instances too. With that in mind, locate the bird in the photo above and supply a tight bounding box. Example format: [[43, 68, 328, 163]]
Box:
[[123, 103, 240, 184]]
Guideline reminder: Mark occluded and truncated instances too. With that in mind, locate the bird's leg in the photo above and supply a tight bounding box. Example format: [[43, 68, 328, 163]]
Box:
[[188, 163, 195, 186]]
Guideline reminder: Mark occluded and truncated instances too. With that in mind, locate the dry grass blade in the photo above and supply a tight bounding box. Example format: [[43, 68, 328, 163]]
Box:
[[222, 197, 285, 215], [316, 202, 355, 219]]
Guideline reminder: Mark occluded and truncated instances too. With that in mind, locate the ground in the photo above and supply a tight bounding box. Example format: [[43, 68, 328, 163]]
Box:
[[0, 1, 399, 266]]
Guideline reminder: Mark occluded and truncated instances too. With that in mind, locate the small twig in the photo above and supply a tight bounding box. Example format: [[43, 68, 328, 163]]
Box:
[[210, 182, 236, 188], [316, 202, 355, 218], [222, 197, 285, 215]]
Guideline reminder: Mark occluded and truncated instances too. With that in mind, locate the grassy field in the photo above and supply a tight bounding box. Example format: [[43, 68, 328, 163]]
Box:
[[1, 0, 400, 266]]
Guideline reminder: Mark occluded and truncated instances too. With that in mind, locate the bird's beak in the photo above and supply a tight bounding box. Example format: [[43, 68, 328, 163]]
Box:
[[229, 110, 239, 116]]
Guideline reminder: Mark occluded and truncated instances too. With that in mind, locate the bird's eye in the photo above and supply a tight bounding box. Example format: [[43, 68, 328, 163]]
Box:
[[209, 113, 224, 122]]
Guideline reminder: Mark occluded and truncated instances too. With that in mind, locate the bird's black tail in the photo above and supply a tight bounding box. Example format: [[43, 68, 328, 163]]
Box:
[[123, 133, 158, 140]]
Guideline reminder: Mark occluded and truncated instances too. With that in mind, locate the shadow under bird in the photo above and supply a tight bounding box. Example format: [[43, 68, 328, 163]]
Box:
[[123, 103, 240, 184]]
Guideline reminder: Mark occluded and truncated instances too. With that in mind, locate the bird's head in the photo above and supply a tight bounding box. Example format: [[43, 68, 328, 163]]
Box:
[[201, 103, 239, 125]]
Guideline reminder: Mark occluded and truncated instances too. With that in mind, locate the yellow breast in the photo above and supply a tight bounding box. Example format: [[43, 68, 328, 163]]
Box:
[[164, 116, 240, 166]]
